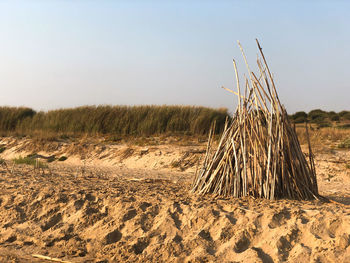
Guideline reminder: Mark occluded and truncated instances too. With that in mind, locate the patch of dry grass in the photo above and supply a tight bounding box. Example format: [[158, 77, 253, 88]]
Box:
[[296, 126, 350, 147]]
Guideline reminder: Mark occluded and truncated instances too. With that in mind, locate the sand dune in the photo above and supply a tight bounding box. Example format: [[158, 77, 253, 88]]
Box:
[[0, 138, 349, 262]]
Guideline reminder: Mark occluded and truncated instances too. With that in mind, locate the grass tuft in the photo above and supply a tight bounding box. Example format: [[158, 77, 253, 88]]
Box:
[[13, 156, 48, 168], [338, 138, 350, 149]]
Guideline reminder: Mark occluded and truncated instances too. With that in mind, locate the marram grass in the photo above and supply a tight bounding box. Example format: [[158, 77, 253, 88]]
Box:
[[0, 105, 229, 137]]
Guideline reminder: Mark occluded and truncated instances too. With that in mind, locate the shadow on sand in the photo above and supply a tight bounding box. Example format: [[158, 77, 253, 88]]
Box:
[[326, 195, 350, 205]]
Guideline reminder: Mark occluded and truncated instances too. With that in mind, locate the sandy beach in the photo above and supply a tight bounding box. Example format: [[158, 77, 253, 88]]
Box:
[[0, 137, 349, 262]]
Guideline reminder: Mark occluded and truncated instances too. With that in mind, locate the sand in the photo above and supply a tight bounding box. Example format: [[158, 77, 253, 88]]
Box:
[[0, 137, 349, 262]]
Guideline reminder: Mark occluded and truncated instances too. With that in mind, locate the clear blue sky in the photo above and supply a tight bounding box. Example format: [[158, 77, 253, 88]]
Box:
[[0, 0, 349, 113]]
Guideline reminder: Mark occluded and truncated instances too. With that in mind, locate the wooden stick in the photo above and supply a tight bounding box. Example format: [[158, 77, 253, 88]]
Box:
[[32, 254, 73, 263]]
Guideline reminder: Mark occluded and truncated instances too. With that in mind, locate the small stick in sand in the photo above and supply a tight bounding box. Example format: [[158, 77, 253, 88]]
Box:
[[32, 254, 73, 263]]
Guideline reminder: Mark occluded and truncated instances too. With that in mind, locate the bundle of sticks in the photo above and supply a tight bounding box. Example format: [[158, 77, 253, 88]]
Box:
[[192, 40, 319, 200]]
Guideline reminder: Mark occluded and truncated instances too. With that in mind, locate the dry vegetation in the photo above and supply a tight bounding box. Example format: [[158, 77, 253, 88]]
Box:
[[295, 126, 350, 150], [0, 105, 228, 137], [0, 105, 349, 150]]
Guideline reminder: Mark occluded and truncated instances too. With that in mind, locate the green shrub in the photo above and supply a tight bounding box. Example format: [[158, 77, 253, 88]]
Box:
[[13, 156, 48, 168], [291, 111, 308, 123], [293, 111, 307, 119], [326, 111, 339, 121], [58, 156, 68, 161], [47, 156, 56, 163], [339, 111, 350, 118], [308, 109, 327, 122], [13, 156, 35, 165], [294, 116, 307, 124], [341, 112, 350, 121], [338, 138, 350, 149], [330, 115, 340, 121]]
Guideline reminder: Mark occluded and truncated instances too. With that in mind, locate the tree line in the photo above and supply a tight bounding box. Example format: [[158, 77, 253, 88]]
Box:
[[289, 109, 350, 128]]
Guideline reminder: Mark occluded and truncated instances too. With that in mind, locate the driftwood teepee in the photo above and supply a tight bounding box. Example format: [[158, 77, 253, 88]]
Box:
[[192, 40, 319, 200]]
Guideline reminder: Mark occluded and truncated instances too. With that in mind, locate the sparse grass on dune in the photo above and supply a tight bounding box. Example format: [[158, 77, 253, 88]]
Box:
[[13, 156, 48, 168], [295, 125, 350, 150], [13, 156, 36, 166], [338, 138, 350, 149]]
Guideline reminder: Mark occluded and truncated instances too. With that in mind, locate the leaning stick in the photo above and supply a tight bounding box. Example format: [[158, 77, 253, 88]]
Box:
[[233, 59, 242, 115], [255, 39, 282, 108]]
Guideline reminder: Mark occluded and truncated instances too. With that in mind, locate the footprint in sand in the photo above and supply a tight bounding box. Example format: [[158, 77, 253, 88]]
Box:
[[139, 202, 152, 212], [122, 208, 137, 222], [104, 229, 122, 244], [85, 193, 96, 202], [268, 209, 291, 229], [234, 233, 251, 253], [74, 199, 85, 210], [132, 238, 149, 255], [198, 229, 213, 242], [276, 228, 299, 261], [41, 213, 62, 231]]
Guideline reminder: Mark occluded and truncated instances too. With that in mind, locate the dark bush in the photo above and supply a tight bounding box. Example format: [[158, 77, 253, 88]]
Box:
[[293, 111, 308, 119], [330, 115, 340, 121], [308, 109, 327, 123], [290, 111, 307, 123], [58, 156, 68, 161], [47, 156, 56, 163], [341, 112, 350, 121], [326, 111, 339, 121], [293, 117, 306, 124], [339, 111, 350, 118]]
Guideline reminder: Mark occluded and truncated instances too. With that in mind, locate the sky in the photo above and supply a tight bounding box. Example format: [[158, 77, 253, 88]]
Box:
[[0, 0, 349, 114]]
